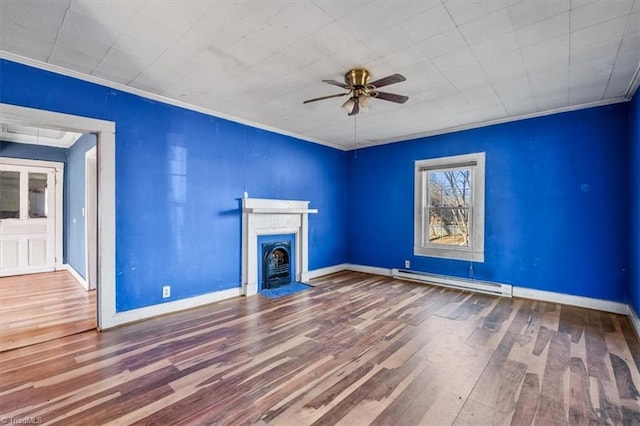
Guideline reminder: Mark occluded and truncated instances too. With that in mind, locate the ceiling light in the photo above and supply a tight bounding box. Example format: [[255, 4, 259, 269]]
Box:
[[303, 69, 408, 117], [359, 95, 370, 112]]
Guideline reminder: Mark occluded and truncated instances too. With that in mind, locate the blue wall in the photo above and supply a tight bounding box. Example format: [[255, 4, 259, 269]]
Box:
[[630, 95, 640, 312], [65, 133, 97, 278], [347, 104, 630, 302], [0, 59, 347, 312], [2, 58, 636, 309], [0, 141, 67, 162]]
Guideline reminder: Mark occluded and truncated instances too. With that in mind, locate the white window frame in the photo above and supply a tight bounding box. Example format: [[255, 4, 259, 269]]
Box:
[[414, 152, 485, 262]]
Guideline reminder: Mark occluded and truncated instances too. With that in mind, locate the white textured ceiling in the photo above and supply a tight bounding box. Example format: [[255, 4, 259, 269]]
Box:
[[0, 123, 82, 148], [1, 0, 639, 149]]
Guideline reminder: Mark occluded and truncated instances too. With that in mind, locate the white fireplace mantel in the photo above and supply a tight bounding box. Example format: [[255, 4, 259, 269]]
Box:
[[241, 197, 318, 296]]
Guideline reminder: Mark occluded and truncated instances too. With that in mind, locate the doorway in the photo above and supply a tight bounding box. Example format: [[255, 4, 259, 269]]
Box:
[[0, 140, 96, 351], [0, 103, 116, 342], [85, 147, 97, 290]]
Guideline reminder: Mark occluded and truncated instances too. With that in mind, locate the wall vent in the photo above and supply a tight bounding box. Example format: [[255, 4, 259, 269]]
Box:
[[391, 269, 512, 297]]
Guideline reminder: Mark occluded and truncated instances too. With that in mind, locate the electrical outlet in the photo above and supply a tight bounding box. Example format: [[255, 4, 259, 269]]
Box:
[[404, 260, 410, 268], [162, 285, 171, 298]]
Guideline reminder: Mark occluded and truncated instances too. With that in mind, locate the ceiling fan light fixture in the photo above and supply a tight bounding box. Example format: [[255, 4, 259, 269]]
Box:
[[303, 68, 408, 116], [359, 95, 371, 111]]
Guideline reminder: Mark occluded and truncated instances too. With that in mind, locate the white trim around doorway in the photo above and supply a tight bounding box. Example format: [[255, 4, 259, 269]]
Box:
[[0, 103, 117, 329]]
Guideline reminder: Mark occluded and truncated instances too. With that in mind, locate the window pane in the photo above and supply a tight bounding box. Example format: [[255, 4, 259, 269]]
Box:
[[428, 207, 470, 246], [0, 171, 20, 219], [28, 172, 48, 218], [427, 168, 472, 247], [429, 169, 472, 208]]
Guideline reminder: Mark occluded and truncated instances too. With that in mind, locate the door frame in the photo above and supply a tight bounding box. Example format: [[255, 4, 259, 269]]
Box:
[[85, 146, 97, 290], [0, 157, 64, 274], [1, 103, 116, 330]]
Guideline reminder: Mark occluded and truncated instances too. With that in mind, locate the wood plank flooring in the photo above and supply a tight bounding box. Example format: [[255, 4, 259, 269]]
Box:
[[0, 270, 96, 352], [1, 271, 639, 425]]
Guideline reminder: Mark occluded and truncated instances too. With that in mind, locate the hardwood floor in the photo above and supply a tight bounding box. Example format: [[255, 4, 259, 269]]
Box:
[[0, 270, 97, 352], [1, 271, 639, 425]]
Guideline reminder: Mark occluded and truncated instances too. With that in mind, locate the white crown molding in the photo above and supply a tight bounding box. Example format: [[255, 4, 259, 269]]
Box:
[[626, 61, 640, 100], [353, 97, 631, 150], [2, 51, 635, 154], [0, 51, 346, 152]]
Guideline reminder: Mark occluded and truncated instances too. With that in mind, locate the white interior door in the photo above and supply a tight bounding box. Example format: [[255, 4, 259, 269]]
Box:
[[0, 161, 61, 276]]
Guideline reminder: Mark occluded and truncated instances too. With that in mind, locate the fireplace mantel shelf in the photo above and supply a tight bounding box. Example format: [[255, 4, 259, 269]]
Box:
[[243, 207, 318, 214]]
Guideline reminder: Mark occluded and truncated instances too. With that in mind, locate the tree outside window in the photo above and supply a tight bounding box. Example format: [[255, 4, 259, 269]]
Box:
[[427, 169, 471, 246]]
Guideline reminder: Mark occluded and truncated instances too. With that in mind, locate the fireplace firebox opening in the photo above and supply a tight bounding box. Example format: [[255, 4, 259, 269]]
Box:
[[262, 242, 292, 289]]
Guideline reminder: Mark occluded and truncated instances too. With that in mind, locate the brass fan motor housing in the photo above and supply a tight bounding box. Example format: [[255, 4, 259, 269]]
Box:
[[345, 69, 370, 88]]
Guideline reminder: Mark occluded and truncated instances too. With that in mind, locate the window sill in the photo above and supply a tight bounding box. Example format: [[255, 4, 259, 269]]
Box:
[[414, 245, 484, 262]]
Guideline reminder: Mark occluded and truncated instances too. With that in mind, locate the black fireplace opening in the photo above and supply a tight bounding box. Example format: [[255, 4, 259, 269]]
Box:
[[262, 241, 292, 289]]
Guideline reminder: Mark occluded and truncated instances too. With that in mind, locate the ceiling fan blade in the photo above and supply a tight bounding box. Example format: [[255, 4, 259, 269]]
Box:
[[374, 91, 409, 104], [348, 101, 360, 116], [322, 79, 349, 89], [369, 73, 406, 88], [303, 93, 348, 104]]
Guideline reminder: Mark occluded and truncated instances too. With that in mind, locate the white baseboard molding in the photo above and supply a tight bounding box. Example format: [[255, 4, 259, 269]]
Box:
[[344, 264, 628, 315], [61, 264, 88, 291], [302, 263, 392, 280], [102, 264, 633, 330], [105, 287, 243, 330], [303, 264, 348, 281], [345, 264, 393, 276], [512, 287, 628, 315], [1, 266, 56, 277], [629, 307, 640, 339], [392, 269, 512, 297]]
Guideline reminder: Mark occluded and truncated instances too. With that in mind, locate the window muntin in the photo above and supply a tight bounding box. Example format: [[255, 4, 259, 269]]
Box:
[[415, 153, 485, 262]]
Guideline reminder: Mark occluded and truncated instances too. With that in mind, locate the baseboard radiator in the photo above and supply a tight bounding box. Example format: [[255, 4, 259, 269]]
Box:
[[391, 269, 512, 297]]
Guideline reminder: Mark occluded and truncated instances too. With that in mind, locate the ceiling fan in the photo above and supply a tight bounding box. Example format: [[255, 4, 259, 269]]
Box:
[[303, 68, 409, 116]]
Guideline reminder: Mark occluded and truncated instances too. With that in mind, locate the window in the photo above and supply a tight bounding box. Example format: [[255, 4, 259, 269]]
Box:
[[0, 171, 20, 219], [28, 172, 48, 218], [414, 152, 485, 262]]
